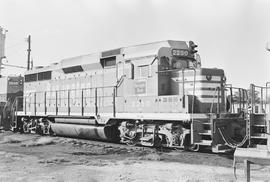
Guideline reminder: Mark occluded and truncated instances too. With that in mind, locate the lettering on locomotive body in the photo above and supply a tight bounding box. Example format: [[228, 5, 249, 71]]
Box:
[[134, 80, 146, 95], [8, 81, 19, 86]]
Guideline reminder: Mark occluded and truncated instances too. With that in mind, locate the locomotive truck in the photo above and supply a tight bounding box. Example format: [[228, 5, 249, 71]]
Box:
[[12, 40, 248, 152]]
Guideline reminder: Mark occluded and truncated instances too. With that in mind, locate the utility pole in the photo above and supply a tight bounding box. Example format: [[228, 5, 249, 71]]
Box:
[[27, 35, 31, 70], [31, 57, 33, 69]]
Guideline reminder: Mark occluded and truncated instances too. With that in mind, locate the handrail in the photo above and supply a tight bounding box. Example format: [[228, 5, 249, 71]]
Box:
[[183, 68, 196, 121], [249, 84, 269, 114], [10, 96, 23, 129], [225, 85, 248, 114], [266, 82, 270, 114], [24, 86, 117, 94], [116, 74, 125, 89], [210, 87, 219, 114]]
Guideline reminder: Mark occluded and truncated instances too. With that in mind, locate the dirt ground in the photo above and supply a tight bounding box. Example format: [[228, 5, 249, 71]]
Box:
[[0, 131, 270, 182]]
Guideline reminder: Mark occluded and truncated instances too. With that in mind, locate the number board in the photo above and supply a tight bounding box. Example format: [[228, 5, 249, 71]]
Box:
[[171, 49, 189, 57]]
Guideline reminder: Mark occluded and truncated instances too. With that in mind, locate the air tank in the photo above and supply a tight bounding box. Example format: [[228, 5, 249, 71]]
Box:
[[50, 123, 119, 142]]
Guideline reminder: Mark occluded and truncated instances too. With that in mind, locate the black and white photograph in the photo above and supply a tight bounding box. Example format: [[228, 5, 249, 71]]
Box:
[[1, 0, 270, 181]]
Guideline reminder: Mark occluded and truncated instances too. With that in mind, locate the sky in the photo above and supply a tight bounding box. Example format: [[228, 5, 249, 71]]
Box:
[[0, 0, 270, 88]]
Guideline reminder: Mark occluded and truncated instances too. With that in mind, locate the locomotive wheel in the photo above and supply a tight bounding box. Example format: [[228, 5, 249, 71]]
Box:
[[188, 144, 200, 152], [10, 123, 17, 132], [48, 126, 54, 136], [125, 133, 140, 146], [23, 122, 30, 133], [35, 125, 43, 135], [126, 140, 137, 146], [163, 136, 170, 147]]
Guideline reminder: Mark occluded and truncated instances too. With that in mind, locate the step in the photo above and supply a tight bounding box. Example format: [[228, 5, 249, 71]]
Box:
[[198, 130, 212, 135], [252, 121, 266, 126], [252, 114, 266, 123], [252, 113, 266, 116], [212, 144, 232, 153], [195, 140, 212, 146], [252, 124, 266, 127], [251, 133, 267, 139], [253, 144, 268, 150]]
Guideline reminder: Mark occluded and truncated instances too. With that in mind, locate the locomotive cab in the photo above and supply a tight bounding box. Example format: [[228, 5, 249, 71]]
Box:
[[157, 42, 226, 114]]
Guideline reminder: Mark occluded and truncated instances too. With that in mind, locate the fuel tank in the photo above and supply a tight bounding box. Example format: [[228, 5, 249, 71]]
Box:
[[50, 123, 119, 142]]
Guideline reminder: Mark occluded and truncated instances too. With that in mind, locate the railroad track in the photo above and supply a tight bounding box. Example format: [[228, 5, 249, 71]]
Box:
[[0, 131, 234, 167], [40, 133, 234, 167]]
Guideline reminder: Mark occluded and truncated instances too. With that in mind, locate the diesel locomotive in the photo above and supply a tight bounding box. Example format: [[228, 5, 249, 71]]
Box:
[[12, 40, 251, 152]]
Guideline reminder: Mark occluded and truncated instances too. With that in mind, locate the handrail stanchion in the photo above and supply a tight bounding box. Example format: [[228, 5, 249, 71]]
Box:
[[230, 87, 234, 113], [261, 87, 264, 113], [81, 89, 84, 116], [217, 87, 220, 116], [34, 93, 37, 116], [113, 87, 116, 117], [24, 95, 27, 115], [44, 92, 47, 115], [182, 69, 185, 108], [239, 88, 242, 112], [250, 84, 255, 113], [266, 82, 270, 114], [56, 91, 58, 116], [95, 88, 98, 116], [68, 90, 70, 116]]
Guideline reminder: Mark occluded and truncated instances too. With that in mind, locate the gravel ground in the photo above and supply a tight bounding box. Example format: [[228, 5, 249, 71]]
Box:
[[0, 131, 270, 182]]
